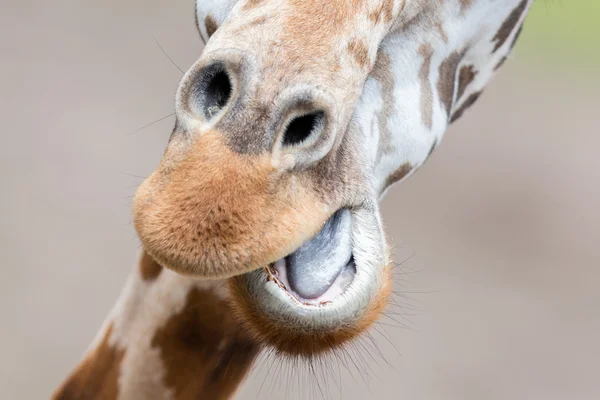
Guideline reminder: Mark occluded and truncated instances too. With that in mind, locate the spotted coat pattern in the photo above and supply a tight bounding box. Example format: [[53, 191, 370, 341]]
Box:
[[55, 0, 533, 398]]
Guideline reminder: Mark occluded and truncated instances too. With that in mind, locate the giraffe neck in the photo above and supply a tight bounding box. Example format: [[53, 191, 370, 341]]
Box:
[[364, 0, 532, 194], [53, 252, 259, 400]]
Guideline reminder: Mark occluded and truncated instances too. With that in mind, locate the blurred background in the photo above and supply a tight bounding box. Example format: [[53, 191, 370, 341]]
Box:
[[1, 1, 598, 399]]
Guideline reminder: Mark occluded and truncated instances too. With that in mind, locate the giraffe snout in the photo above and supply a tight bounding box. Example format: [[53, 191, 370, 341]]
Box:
[[132, 129, 337, 279], [175, 50, 341, 171], [136, 50, 351, 279]]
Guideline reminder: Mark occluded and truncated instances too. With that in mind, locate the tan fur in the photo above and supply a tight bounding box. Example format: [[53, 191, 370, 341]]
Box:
[[52, 324, 125, 400], [287, 0, 367, 38], [151, 287, 258, 399], [134, 130, 332, 279], [279, 0, 371, 75], [228, 265, 392, 357], [270, 0, 399, 81], [419, 44, 434, 129], [242, 0, 266, 11], [347, 37, 370, 69], [139, 251, 162, 281], [368, 0, 398, 24]]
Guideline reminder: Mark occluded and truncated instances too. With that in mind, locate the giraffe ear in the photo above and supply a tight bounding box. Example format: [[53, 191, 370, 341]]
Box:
[[195, 0, 233, 44], [195, 0, 219, 44]]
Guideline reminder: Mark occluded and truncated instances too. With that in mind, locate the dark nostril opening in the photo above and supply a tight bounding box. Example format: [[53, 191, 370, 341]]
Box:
[[195, 63, 232, 119], [282, 111, 324, 146]]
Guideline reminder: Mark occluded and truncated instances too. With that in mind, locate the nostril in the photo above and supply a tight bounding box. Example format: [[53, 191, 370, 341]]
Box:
[[194, 63, 232, 119], [282, 111, 325, 146], [204, 70, 231, 117]]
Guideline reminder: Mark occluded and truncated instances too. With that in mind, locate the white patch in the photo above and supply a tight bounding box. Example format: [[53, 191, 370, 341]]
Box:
[[84, 252, 226, 399]]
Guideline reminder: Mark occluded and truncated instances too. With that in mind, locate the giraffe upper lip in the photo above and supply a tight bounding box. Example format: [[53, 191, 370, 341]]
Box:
[[275, 209, 354, 300]]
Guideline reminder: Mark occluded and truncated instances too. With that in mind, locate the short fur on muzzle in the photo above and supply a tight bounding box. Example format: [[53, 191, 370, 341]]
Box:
[[133, 130, 337, 278]]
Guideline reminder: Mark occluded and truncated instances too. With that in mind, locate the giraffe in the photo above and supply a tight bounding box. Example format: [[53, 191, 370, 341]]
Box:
[[53, 0, 533, 398]]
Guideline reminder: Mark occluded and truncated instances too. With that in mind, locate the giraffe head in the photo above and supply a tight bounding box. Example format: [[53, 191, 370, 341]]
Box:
[[134, 0, 531, 357], [134, 0, 400, 356]]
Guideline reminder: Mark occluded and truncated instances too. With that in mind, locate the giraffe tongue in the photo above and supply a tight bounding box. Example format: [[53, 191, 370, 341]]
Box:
[[285, 209, 353, 300]]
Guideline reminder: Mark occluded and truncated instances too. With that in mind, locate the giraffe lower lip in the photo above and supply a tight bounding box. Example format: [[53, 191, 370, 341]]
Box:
[[279, 209, 354, 300]]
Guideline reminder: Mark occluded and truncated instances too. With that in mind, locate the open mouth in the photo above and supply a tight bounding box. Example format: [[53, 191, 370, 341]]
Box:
[[264, 209, 357, 306], [228, 202, 390, 353]]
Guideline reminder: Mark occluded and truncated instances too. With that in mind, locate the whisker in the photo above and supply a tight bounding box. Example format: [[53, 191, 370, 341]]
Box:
[[120, 172, 148, 180], [128, 112, 175, 135], [372, 325, 401, 359], [153, 36, 185, 74]]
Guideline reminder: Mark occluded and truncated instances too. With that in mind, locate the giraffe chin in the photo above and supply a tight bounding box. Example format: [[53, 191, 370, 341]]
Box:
[[228, 206, 392, 357]]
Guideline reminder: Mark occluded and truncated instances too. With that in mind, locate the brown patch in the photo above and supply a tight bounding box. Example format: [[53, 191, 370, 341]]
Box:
[[139, 251, 162, 281], [492, 0, 528, 53], [205, 15, 218, 37], [427, 139, 438, 159], [230, 15, 269, 36], [494, 24, 523, 71], [459, 0, 474, 13], [494, 56, 508, 71], [435, 20, 448, 43], [369, 0, 398, 24], [384, 163, 413, 189], [243, 0, 265, 10], [494, 23, 524, 71], [347, 38, 369, 69], [151, 287, 259, 400], [509, 25, 524, 51], [248, 16, 267, 27], [419, 44, 434, 129], [437, 51, 464, 118], [229, 264, 392, 357], [134, 131, 331, 279], [371, 51, 395, 161], [450, 91, 483, 123], [52, 324, 125, 400], [456, 65, 477, 102], [399, 11, 424, 34]]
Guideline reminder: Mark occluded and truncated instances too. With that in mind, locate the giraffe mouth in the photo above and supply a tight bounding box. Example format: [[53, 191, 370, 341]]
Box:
[[264, 209, 356, 305], [228, 203, 390, 355]]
